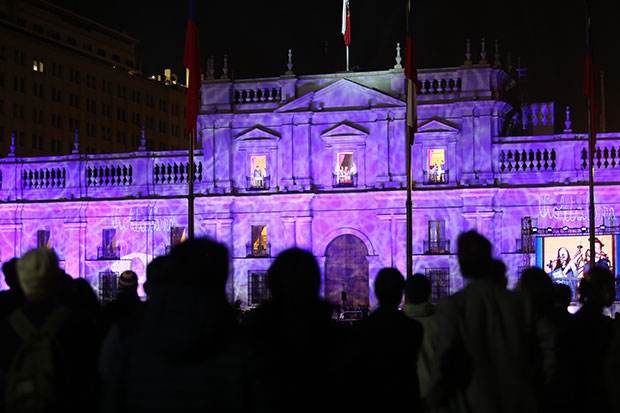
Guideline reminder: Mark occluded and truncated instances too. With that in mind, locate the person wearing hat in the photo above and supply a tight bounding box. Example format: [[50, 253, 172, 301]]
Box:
[[102, 270, 143, 333]]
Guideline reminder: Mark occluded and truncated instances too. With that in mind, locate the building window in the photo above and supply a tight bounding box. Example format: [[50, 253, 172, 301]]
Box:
[[32, 57, 44, 72], [169, 226, 186, 252], [98, 229, 120, 260], [248, 155, 269, 190], [426, 149, 447, 184], [425, 220, 449, 254], [425, 268, 450, 303], [98, 271, 118, 303], [516, 217, 537, 253], [36, 230, 50, 249], [247, 225, 269, 257], [333, 152, 357, 187], [249, 271, 270, 306]]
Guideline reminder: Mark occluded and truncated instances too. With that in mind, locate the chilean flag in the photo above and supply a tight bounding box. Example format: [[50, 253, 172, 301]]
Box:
[[584, 16, 597, 145], [342, 0, 351, 46], [184, 0, 201, 135], [405, 0, 418, 145]]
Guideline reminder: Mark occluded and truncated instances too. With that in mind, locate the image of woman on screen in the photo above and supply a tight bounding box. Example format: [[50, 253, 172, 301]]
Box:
[[550, 247, 579, 278]]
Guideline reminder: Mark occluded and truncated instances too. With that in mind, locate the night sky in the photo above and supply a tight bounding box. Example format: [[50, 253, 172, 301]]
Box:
[[49, 0, 619, 133]]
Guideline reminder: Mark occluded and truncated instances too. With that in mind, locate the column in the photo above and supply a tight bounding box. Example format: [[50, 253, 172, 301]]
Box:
[[295, 216, 312, 251], [281, 216, 296, 249]]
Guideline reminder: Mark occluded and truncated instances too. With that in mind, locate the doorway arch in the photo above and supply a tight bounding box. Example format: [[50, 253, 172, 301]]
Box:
[[324, 234, 369, 308]]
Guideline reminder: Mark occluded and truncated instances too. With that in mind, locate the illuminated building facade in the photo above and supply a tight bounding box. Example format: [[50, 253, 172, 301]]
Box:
[[0, 58, 618, 309]]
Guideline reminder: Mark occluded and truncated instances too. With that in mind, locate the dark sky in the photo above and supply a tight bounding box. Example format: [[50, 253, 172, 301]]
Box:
[[49, 0, 619, 133]]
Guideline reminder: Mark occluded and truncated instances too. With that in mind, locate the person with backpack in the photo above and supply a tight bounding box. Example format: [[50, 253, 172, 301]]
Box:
[[0, 248, 101, 413]]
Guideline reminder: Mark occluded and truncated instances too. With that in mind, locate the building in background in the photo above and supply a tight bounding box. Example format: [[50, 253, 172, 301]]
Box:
[[0, 0, 187, 156], [0, 36, 618, 310]]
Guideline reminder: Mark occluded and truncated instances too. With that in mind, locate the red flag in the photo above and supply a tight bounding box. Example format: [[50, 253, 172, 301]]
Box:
[[184, 0, 201, 135], [584, 16, 596, 145], [342, 0, 351, 46], [405, 0, 418, 145]]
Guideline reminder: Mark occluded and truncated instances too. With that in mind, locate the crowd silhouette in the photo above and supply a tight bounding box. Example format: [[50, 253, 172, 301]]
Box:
[[0, 230, 618, 412]]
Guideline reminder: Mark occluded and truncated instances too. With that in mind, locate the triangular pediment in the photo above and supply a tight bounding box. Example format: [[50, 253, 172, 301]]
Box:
[[276, 79, 405, 113], [416, 118, 460, 133], [235, 125, 281, 141], [321, 121, 369, 138]]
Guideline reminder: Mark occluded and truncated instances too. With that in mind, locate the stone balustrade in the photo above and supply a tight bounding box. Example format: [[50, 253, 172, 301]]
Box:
[[417, 70, 462, 95]]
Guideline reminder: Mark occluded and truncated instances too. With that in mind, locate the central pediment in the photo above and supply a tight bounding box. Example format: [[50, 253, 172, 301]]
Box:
[[234, 125, 281, 142], [275, 79, 405, 113]]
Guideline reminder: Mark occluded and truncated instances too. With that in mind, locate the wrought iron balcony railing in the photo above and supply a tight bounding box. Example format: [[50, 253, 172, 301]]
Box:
[[246, 242, 271, 258], [423, 240, 450, 255], [97, 246, 121, 260], [332, 172, 358, 188], [246, 176, 270, 190], [424, 169, 449, 184]]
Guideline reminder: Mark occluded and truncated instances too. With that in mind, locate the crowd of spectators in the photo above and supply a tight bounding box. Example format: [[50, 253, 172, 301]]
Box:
[[0, 230, 618, 412]]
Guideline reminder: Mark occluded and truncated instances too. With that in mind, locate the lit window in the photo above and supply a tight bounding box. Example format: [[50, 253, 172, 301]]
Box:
[[249, 225, 269, 257], [99, 229, 119, 260], [170, 226, 186, 251], [249, 155, 269, 190], [334, 152, 357, 187], [37, 230, 50, 249], [426, 220, 449, 254], [32, 57, 44, 72], [427, 149, 446, 183]]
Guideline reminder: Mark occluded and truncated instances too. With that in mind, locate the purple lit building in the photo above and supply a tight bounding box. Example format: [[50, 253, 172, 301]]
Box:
[[1, 51, 618, 309]]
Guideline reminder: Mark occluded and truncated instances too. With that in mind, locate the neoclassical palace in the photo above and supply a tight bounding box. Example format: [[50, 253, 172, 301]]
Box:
[[0, 57, 618, 308]]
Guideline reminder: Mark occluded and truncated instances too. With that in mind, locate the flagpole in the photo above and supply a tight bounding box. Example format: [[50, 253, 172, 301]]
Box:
[[188, 130, 195, 240], [587, 96, 596, 264], [405, 0, 413, 281], [584, 12, 596, 263], [346, 46, 349, 72]]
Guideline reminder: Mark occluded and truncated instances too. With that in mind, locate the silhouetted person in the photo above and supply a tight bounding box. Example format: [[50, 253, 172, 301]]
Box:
[[570, 266, 616, 413], [403, 273, 439, 407], [489, 258, 508, 289], [99, 239, 245, 412], [102, 270, 143, 333], [428, 231, 549, 413], [517, 267, 554, 319], [0, 258, 24, 318], [242, 248, 339, 413], [0, 248, 100, 412], [346, 268, 423, 412]]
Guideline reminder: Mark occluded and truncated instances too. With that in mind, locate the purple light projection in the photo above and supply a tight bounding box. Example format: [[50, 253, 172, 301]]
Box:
[[0, 65, 619, 309]]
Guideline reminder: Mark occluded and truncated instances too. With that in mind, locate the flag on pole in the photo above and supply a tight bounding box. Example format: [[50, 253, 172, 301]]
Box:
[[405, 0, 418, 145], [342, 0, 351, 46], [184, 0, 201, 135], [584, 15, 597, 145]]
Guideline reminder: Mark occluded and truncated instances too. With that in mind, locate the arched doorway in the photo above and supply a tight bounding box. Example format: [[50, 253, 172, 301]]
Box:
[[324, 234, 369, 308]]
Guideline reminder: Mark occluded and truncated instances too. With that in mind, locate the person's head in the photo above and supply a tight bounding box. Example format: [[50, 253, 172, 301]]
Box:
[[2, 258, 20, 291], [489, 259, 507, 289], [578, 266, 615, 308], [168, 238, 229, 294], [405, 273, 431, 304], [558, 247, 570, 265], [144, 255, 174, 299], [17, 248, 61, 301], [457, 230, 492, 279], [594, 238, 604, 257], [552, 283, 573, 310], [268, 248, 320, 303], [118, 270, 138, 296], [517, 267, 554, 316], [374, 268, 405, 309]]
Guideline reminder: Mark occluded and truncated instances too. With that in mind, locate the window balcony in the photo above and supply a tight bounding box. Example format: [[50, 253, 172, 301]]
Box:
[[97, 246, 120, 260], [515, 238, 535, 253], [246, 242, 271, 258], [246, 176, 270, 190], [332, 172, 358, 188], [424, 169, 449, 184], [424, 240, 450, 255]]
